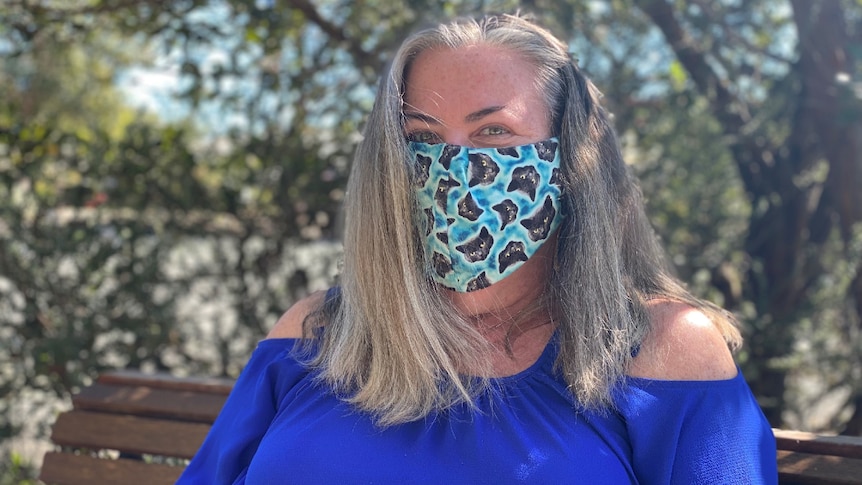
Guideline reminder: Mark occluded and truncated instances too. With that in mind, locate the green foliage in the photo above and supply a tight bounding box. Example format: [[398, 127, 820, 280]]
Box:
[[0, 451, 39, 485]]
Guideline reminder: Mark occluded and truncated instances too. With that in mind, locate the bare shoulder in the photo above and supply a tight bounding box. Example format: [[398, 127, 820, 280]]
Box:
[[266, 290, 328, 339], [628, 299, 738, 381]]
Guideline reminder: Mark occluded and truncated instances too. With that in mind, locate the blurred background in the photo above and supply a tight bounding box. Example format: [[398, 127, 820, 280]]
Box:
[[1, 0, 860, 481]]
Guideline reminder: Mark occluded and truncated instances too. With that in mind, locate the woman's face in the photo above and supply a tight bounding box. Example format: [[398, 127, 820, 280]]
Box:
[[403, 44, 551, 148], [403, 44, 558, 317]]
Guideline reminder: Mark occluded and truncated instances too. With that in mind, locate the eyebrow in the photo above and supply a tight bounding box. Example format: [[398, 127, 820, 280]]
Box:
[[403, 105, 506, 125], [403, 111, 441, 125], [464, 106, 504, 122]]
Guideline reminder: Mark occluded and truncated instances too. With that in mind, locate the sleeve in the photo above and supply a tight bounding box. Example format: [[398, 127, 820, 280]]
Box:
[[618, 369, 778, 485], [177, 339, 306, 485]]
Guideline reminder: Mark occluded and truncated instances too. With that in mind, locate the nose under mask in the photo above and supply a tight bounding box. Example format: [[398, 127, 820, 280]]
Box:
[[410, 138, 564, 292]]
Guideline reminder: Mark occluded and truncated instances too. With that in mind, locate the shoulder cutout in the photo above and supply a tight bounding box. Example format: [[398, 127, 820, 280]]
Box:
[[628, 300, 737, 381], [266, 290, 328, 340]]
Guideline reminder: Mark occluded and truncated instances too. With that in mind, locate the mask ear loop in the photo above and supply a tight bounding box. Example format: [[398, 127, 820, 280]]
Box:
[[552, 166, 570, 278], [553, 231, 562, 275]]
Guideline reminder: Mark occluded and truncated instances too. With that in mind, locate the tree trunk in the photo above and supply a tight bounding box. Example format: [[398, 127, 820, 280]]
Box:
[[636, 0, 861, 427]]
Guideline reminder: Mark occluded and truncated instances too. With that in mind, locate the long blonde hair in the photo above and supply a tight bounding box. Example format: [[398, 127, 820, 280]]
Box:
[[302, 14, 741, 426]]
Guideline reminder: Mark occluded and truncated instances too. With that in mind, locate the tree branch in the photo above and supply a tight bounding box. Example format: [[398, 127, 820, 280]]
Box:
[[688, 0, 795, 65], [633, 0, 772, 200], [285, 0, 382, 75], [634, 0, 742, 126]]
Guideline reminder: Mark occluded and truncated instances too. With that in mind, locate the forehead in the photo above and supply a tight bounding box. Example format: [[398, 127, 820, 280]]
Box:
[[403, 44, 547, 116]]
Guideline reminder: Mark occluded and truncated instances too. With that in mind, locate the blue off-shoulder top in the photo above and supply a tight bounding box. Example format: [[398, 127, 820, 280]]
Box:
[[178, 334, 777, 484]]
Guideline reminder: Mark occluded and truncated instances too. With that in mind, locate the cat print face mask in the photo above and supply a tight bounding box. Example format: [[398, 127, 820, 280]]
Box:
[[409, 138, 564, 292]]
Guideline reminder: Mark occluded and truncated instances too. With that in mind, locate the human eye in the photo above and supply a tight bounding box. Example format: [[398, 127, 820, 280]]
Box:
[[477, 125, 509, 137], [406, 131, 442, 144]]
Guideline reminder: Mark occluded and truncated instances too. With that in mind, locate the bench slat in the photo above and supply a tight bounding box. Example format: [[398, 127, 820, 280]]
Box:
[[777, 450, 862, 485], [775, 429, 862, 460], [73, 382, 227, 423], [50, 410, 210, 458], [40, 452, 183, 485], [97, 370, 234, 395]]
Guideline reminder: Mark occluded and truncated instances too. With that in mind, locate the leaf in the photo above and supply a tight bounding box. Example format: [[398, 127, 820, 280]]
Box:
[[669, 59, 687, 91]]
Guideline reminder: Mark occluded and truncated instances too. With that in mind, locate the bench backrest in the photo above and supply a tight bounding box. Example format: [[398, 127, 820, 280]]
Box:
[[40, 371, 232, 485], [40, 371, 862, 484], [774, 429, 862, 484]]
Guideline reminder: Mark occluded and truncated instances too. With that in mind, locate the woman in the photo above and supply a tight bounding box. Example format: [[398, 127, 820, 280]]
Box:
[[179, 14, 777, 484]]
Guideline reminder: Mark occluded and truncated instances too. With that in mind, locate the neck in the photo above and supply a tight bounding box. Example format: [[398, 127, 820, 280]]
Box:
[[476, 316, 556, 377], [443, 232, 560, 374], [461, 291, 557, 377]]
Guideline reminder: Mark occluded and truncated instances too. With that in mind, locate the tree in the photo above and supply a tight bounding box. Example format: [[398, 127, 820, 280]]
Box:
[[631, 0, 862, 429]]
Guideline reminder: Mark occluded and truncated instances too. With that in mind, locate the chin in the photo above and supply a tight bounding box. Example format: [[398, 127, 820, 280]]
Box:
[[442, 231, 558, 318], [444, 265, 548, 318], [443, 284, 503, 317], [444, 282, 500, 316]]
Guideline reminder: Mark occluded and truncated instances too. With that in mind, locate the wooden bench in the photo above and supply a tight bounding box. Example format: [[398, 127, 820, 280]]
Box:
[[775, 429, 862, 484], [39, 371, 862, 484], [39, 371, 233, 485]]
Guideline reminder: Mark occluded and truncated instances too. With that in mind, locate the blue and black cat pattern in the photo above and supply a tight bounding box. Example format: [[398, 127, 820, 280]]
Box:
[[409, 138, 564, 292]]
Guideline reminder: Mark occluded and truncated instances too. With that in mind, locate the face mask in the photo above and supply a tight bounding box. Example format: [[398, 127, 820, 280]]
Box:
[[410, 138, 564, 292]]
